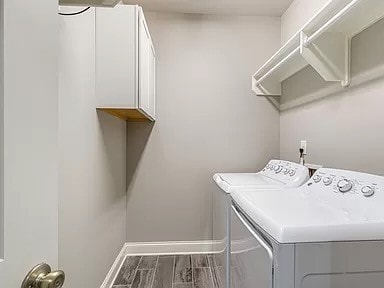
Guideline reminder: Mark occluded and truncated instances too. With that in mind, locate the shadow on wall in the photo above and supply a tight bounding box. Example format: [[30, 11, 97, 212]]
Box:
[[281, 17, 384, 110], [96, 110, 127, 203], [126, 122, 155, 197]]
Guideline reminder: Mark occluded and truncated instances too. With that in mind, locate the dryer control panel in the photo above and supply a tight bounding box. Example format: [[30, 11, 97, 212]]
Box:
[[308, 168, 384, 198], [260, 159, 309, 187], [304, 168, 384, 221]]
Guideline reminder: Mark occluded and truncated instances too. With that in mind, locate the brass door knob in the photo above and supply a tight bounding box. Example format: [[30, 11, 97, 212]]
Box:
[[21, 263, 65, 288]]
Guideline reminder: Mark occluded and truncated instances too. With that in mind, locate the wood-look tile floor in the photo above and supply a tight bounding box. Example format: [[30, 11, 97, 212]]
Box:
[[112, 254, 224, 288]]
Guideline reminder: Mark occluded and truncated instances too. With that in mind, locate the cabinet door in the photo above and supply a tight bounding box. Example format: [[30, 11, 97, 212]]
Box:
[[138, 9, 156, 120], [96, 5, 137, 108], [149, 43, 156, 119]]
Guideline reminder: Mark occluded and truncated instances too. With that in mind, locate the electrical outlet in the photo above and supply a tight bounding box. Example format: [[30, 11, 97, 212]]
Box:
[[300, 140, 307, 155]]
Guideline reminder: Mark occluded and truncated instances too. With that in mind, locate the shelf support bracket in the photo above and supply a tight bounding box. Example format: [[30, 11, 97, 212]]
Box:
[[300, 31, 351, 87], [252, 75, 281, 96], [251, 76, 280, 110]]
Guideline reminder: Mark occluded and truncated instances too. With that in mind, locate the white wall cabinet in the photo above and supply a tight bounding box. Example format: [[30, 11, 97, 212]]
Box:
[[96, 5, 156, 121]]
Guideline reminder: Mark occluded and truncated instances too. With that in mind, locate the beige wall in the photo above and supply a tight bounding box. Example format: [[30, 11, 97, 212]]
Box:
[[280, 9, 384, 175], [281, 0, 330, 43], [126, 12, 281, 242], [58, 8, 127, 288]]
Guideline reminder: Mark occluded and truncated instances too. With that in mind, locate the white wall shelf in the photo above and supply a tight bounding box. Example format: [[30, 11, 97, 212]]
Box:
[[252, 0, 384, 98]]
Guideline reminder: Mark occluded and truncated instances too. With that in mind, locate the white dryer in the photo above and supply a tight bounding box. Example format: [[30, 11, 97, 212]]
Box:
[[231, 168, 384, 288], [212, 160, 309, 288]]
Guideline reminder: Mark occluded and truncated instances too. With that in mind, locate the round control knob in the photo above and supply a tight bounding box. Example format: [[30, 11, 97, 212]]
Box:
[[289, 169, 296, 176], [337, 179, 353, 193], [269, 165, 274, 170], [323, 177, 333, 186], [361, 186, 375, 197], [283, 168, 289, 175], [274, 165, 283, 173], [313, 175, 322, 183]]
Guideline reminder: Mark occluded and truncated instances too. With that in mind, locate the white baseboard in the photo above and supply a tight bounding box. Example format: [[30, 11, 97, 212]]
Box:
[[100, 244, 128, 288], [100, 240, 220, 288], [124, 240, 220, 256]]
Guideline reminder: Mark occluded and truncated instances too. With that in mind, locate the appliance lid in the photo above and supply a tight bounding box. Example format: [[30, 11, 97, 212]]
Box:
[[232, 168, 384, 243], [232, 184, 384, 244], [213, 173, 282, 194], [212, 160, 309, 194]]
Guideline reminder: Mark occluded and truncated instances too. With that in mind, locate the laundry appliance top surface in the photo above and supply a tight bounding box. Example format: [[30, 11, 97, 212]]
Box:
[[214, 159, 309, 194], [232, 168, 384, 243]]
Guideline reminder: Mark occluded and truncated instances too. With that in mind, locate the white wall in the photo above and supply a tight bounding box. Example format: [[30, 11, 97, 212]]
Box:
[[58, 8, 127, 288], [280, 6, 384, 175], [126, 12, 281, 242], [281, 0, 330, 43]]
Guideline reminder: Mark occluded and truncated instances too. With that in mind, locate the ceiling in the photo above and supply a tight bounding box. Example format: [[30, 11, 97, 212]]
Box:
[[122, 0, 294, 16]]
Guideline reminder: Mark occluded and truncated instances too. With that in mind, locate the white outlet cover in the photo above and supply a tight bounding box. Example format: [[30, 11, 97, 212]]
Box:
[[300, 140, 307, 155]]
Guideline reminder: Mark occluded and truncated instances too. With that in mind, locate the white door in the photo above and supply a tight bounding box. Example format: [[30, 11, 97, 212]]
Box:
[[138, 8, 156, 120], [0, 0, 60, 287]]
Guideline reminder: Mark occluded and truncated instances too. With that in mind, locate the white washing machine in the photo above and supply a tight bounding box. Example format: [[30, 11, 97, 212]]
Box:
[[231, 168, 384, 288], [212, 160, 309, 288]]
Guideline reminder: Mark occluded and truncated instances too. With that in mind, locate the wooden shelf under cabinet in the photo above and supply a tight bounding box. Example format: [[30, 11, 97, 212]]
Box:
[[97, 108, 154, 122]]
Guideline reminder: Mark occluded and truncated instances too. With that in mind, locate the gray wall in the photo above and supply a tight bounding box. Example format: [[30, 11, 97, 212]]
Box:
[[126, 12, 281, 242], [58, 8, 127, 288], [280, 8, 384, 175]]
